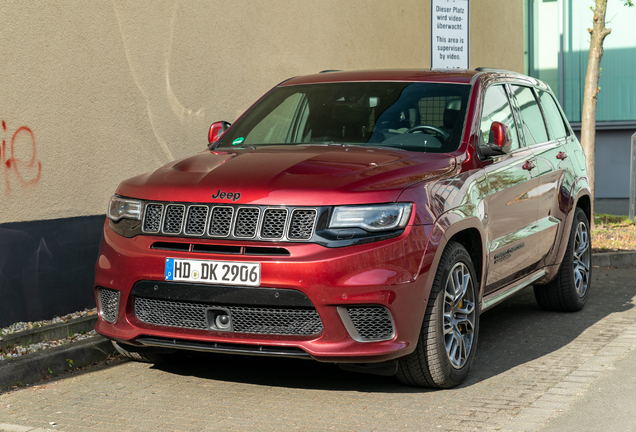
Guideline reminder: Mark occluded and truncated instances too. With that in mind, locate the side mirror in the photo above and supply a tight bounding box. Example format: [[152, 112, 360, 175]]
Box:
[[208, 121, 231, 144], [479, 121, 512, 157]]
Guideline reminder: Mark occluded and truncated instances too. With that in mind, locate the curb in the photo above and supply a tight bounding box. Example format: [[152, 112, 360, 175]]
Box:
[[592, 251, 636, 268], [0, 336, 114, 392], [0, 316, 97, 351]]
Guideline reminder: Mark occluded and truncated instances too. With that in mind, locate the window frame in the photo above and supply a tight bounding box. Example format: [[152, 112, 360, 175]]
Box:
[[536, 89, 570, 142], [478, 82, 524, 156], [506, 84, 551, 147]]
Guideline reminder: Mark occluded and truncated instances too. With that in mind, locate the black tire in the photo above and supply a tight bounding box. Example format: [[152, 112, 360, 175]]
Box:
[[397, 241, 479, 388], [534, 207, 591, 312], [112, 341, 172, 363]]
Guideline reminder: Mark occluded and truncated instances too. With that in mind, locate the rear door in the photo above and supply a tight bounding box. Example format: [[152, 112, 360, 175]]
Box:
[[509, 85, 571, 266]]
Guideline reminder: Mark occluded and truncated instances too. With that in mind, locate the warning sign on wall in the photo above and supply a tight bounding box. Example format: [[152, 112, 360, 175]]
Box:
[[431, 0, 469, 69]]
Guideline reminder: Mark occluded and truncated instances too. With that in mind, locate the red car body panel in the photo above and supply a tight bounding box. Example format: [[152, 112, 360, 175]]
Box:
[[95, 217, 435, 362], [95, 69, 591, 371], [116, 147, 456, 207]]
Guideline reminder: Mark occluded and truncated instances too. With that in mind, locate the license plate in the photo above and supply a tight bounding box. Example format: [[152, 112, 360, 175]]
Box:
[[165, 258, 261, 287]]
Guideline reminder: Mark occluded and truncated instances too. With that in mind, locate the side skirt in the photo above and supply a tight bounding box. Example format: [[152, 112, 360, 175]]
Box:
[[481, 270, 546, 312]]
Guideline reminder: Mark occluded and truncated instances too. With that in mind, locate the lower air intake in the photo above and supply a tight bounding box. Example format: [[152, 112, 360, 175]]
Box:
[[99, 288, 120, 323], [134, 297, 323, 336], [339, 305, 395, 342]]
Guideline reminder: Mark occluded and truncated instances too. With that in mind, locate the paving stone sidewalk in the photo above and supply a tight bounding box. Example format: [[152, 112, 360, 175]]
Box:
[[0, 266, 635, 431]]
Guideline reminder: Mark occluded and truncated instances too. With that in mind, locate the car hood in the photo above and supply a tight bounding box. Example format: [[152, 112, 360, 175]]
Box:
[[116, 146, 456, 206]]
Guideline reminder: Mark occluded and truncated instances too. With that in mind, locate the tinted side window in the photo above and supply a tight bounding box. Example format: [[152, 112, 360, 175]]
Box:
[[510, 85, 549, 145], [538, 90, 568, 140], [480, 85, 519, 151]]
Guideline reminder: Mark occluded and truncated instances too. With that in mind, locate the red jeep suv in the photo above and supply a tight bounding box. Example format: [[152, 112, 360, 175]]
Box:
[[96, 69, 591, 388]]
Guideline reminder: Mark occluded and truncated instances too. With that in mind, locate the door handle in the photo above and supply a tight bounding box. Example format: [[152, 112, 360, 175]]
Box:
[[522, 160, 535, 171], [557, 151, 567, 160]]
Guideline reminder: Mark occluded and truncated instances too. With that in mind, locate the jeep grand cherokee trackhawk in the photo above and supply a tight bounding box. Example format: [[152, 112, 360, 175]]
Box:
[[95, 69, 591, 388]]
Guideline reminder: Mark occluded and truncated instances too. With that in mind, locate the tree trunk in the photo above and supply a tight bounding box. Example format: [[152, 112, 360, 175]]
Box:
[[580, 0, 612, 227]]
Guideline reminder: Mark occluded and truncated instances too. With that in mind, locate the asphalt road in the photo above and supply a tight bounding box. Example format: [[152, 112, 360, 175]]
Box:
[[1, 266, 635, 431]]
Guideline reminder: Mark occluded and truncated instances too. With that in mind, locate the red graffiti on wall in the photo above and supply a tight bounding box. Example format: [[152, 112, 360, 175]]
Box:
[[1, 120, 42, 192]]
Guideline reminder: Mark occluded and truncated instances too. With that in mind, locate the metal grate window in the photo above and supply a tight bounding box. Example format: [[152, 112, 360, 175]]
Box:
[[143, 204, 163, 233], [234, 208, 260, 238], [288, 209, 317, 240], [184, 205, 208, 235], [418, 97, 446, 127], [134, 297, 323, 336], [261, 209, 288, 239], [163, 205, 185, 234]]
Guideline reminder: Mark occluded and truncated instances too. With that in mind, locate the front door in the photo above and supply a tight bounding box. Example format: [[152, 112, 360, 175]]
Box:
[[480, 84, 542, 294]]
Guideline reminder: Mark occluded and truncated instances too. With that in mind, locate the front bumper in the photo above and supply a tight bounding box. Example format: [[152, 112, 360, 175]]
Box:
[[94, 219, 433, 363]]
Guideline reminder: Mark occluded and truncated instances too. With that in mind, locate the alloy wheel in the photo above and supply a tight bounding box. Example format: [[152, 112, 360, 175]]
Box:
[[573, 220, 591, 298], [443, 262, 476, 369]]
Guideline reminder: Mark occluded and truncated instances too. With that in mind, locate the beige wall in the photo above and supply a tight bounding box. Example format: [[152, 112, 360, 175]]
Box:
[[0, 1, 524, 224]]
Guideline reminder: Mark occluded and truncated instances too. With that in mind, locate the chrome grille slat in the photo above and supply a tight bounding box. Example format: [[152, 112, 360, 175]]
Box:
[[163, 205, 185, 234], [209, 207, 234, 237], [289, 209, 317, 240], [143, 204, 163, 233], [134, 297, 323, 336], [261, 208, 288, 239], [185, 205, 208, 236], [142, 202, 317, 242], [234, 208, 261, 238]]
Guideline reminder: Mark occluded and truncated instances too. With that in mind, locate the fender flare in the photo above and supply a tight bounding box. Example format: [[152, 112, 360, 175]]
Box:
[[549, 176, 592, 270], [414, 210, 487, 314]]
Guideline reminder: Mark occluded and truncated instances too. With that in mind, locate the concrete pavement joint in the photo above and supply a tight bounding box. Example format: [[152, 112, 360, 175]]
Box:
[[498, 319, 636, 432], [0, 424, 56, 432]]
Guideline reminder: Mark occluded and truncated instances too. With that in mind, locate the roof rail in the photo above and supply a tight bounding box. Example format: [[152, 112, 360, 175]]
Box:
[[318, 70, 342, 73], [475, 67, 520, 74]]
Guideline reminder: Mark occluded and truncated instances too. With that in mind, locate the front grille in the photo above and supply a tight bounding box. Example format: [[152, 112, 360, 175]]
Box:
[[234, 208, 260, 238], [143, 204, 163, 233], [99, 288, 120, 323], [134, 297, 323, 336], [261, 209, 288, 239], [209, 207, 234, 237], [184, 206, 208, 235], [142, 202, 318, 242], [343, 306, 395, 342], [289, 210, 317, 239], [163, 205, 185, 234]]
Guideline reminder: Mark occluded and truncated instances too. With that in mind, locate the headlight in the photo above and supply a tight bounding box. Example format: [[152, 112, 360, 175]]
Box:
[[329, 203, 412, 232], [107, 195, 142, 221]]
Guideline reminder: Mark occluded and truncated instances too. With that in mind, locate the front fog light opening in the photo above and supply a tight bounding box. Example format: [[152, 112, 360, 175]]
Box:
[[207, 308, 233, 332], [98, 287, 120, 324], [337, 305, 396, 342]]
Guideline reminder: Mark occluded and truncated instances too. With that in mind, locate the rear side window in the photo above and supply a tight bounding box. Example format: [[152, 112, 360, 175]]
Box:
[[537, 91, 568, 140], [510, 85, 549, 145]]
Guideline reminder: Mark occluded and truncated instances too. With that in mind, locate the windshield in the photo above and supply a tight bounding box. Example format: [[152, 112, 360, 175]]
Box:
[[217, 82, 471, 153]]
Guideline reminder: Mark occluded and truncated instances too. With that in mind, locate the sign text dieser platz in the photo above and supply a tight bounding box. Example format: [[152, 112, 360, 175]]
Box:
[[431, 0, 469, 69]]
